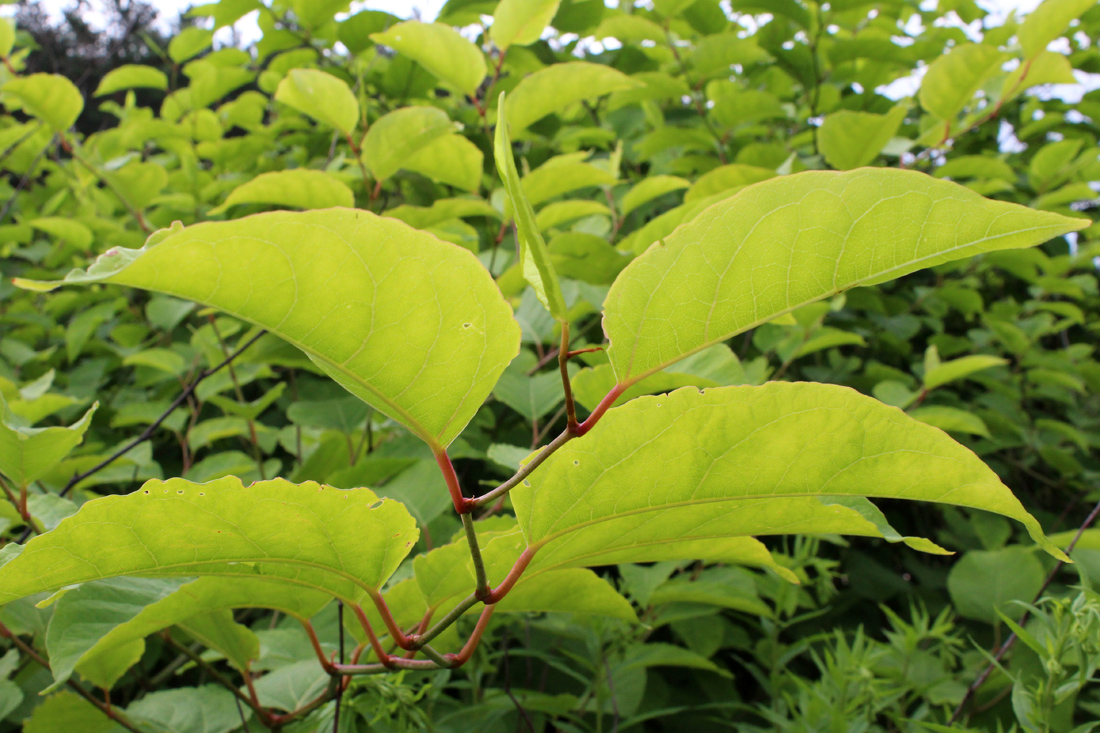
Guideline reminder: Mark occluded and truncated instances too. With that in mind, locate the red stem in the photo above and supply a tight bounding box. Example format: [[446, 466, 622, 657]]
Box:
[[351, 604, 396, 669], [435, 449, 473, 513], [365, 592, 414, 650], [485, 546, 537, 604], [444, 605, 497, 668], [575, 383, 627, 436]]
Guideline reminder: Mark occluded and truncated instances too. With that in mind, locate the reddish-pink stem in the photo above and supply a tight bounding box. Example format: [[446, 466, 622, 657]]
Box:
[[435, 450, 473, 513]]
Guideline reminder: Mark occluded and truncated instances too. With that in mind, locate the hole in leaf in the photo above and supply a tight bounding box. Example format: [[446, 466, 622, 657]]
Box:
[[573, 460, 579, 466], [370, 500, 384, 510]]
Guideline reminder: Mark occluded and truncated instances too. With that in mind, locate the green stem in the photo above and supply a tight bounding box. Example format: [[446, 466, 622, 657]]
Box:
[[462, 512, 491, 600]]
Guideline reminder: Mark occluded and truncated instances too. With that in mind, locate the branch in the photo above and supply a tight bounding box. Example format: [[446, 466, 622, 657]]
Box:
[[57, 330, 266, 499], [558, 323, 579, 433], [949, 497, 1100, 723], [160, 632, 273, 727]]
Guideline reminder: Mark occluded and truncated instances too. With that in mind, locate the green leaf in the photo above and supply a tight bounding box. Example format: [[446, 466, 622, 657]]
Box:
[[17, 209, 519, 448], [211, 170, 355, 213], [909, 406, 990, 437], [918, 43, 1009, 121], [0, 396, 97, 488], [0, 17, 14, 58], [402, 133, 484, 192], [0, 477, 418, 607], [251, 660, 327, 712], [620, 175, 690, 217], [45, 577, 188, 691], [93, 65, 168, 96], [522, 161, 617, 207], [602, 169, 1086, 387], [512, 384, 1066, 577], [947, 547, 1044, 623], [682, 163, 775, 202], [62, 577, 328, 691], [107, 161, 168, 210], [923, 354, 1008, 389], [275, 69, 359, 136], [818, 106, 907, 171], [179, 610, 259, 673], [126, 685, 245, 733], [690, 32, 769, 77], [501, 568, 635, 620], [22, 691, 117, 733], [496, 94, 567, 320], [535, 200, 610, 232], [361, 105, 457, 181], [3, 74, 83, 134], [371, 21, 487, 96], [548, 232, 631, 284], [29, 217, 93, 248], [490, 0, 562, 49], [1018, 0, 1097, 58], [505, 61, 643, 132], [289, 0, 350, 29], [167, 27, 213, 63]]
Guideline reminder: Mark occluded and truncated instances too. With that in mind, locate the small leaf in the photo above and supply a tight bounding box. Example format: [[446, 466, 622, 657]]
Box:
[[167, 27, 213, 63], [918, 43, 1009, 121], [0, 395, 97, 488], [0, 17, 14, 58], [371, 21, 487, 96], [603, 169, 1086, 388], [0, 477, 418, 607], [947, 547, 1044, 623], [275, 69, 359, 135], [402, 133, 485, 192], [1018, 0, 1097, 59], [923, 354, 1008, 390], [126, 685, 245, 733], [490, 0, 562, 49], [495, 94, 567, 320], [22, 691, 116, 733], [3, 74, 83, 133], [212, 169, 355, 213], [620, 175, 690, 217], [94, 65, 168, 96], [505, 61, 643, 132], [17, 210, 520, 448], [909, 406, 991, 437], [361, 105, 457, 181], [818, 106, 907, 171]]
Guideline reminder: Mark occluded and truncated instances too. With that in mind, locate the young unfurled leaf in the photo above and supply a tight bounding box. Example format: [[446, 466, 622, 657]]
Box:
[[495, 94, 567, 320], [512, 384, 1067, 576], [17, 209, 520, 448], [3, 74, 83, 133], [603, 169, 1087, 388], [0, 477, 418, 607], [274, 69, 359, 136], [371, 21, 487, 96]]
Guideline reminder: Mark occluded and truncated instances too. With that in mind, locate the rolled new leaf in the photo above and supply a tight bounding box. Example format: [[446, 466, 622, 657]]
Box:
[[16, 208, 521, 449]]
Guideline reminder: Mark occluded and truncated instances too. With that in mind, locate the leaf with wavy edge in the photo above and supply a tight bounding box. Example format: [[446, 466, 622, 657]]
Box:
[[16, 209, 520, 448], [512, 384, 1066, 573], [0, 477, 418, 609], [603, 169, 1088, 388]]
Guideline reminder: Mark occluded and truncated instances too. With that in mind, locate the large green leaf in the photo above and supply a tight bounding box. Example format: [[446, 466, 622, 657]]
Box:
[[918, 43, 1008, 122], [17, 209, 519, 447], [512, 384, 1066, 576], [0, 477, 418, 607], [495, 94, 567, 320], [602, 169, 1086, 387], [361, 106, 457, 181], [3, 74, 84, 133], [505, 61, 643, 132], [211, 169, 354, 213], [490, 0, 562, 48], [274, 69, 359, 135], [403, 133, 484, 192], [371, 21, 487, 95], [0, 395, 97, 488]]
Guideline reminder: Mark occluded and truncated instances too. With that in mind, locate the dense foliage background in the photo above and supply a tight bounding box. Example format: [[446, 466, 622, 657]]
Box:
[[0, 0, 1099, 731]]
